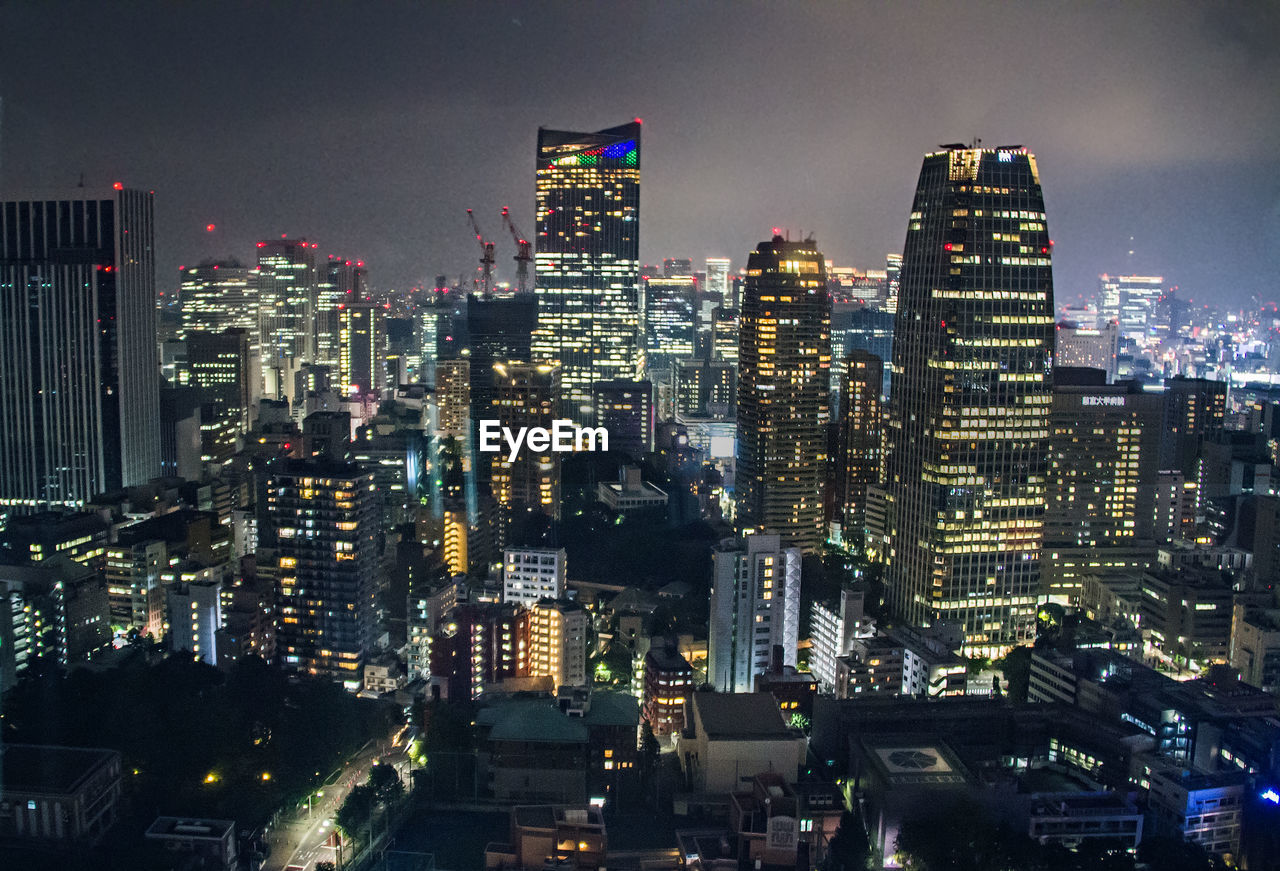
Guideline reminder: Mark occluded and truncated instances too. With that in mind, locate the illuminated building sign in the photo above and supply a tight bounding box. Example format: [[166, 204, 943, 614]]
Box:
[[1082, 395, 1125, 407]]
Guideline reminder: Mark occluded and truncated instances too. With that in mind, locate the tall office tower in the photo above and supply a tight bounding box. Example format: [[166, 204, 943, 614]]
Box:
[[339, 301, 382, 397], [159, 386, 202, 480], [256, 238, 317, 376], [466, 293, 537, 413], [1100, 274, 1164, 339], [833, 351, 883, 541], [1042, 370, 1161, 604], [663, 258, 693, 277], [707, 532, 801, 693], [644, 275, 698, 373], [502, 546, 567, 606], [267, 458, 378, 689], [884, 254, 902, 314], [711, 307, 739, 363], [532, 121, 641, 420], [488, 362, 561, 521], [735, 235, 832, 554], [1055, 320, 1119, 382], [675, 359, 736, 419], [179, 260, 258, 342], [529, 598, 588, 691], [434, 358, 471, 440], [705, 258, 731, 302], [1161, 376, 1226, 481], [183, 329, 253, 465], [318, 258, 369, 370], [593, 380, 653, 457], [882, 146, 1055, 656], [0, 187, 161, 511]]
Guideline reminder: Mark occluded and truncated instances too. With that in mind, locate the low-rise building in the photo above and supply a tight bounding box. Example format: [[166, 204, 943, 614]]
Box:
[[644, 644, 694, 737], [1142, 761, 1245, 859], [1231, 602, 1280, 693], [596, 466, 668, 514], [0, 744, 122, 844], [1026, 791, 1143, 849], [677, 692, 807, 794], [143, 817, 238, 871], [485, 804, 607, 871]]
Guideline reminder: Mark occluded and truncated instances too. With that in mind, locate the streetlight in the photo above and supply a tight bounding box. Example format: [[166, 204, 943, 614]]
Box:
[[307, 790, 324, 817]]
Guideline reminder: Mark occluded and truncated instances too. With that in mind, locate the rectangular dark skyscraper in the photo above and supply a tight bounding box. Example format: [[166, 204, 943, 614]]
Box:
[[532, 121, 641, 421], [0, 188, 160, 511], [883, 147, 1055, 657]]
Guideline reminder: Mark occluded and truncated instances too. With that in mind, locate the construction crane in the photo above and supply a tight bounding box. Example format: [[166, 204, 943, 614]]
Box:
[[465, 208, 496, 297], [501, 206, 533, 295]]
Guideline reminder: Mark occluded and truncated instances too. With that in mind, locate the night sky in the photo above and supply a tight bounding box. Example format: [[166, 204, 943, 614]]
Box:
[[2, 0, 1278, 307]]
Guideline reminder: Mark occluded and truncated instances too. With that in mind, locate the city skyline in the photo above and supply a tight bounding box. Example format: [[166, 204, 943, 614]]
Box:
[[1, 2, 1277, 306]]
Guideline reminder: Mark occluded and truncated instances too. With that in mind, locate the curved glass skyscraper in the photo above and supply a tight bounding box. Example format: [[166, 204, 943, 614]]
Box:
[[883, 146, 1055, 657]]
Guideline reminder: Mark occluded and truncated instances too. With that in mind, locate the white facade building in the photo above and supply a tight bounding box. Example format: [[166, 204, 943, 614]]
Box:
[[503, 547, 567, 606], [708, 532, 801, 693]]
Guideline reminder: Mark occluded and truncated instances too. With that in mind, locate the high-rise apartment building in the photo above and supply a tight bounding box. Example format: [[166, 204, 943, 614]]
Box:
[[529, 598, 588, 691], [434, 357, 472, 441], [532, 122, 641, 420], [882, 146, 1055, 656], [644, 275, 697, 373], [267, 458, 378, 689], [833, 351, 883, 541], [257, 238, 317, 369], [183, 329, 253, 465], [708, 532, 802, 693], [1042, 371, 1161, 604], [179, 260, 258, 344], [735, 236, 831, 554], [0, 188, 160, 511]]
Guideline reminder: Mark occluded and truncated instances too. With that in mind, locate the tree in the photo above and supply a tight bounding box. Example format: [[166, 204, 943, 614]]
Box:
[[335, 784, 375, 839], [368, 762, 404, 804], [824, 811, 870, 871], [998, 646, 1033, 703], [316, 863, 337, 871]]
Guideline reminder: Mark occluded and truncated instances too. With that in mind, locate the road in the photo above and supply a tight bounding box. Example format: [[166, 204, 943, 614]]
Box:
[[263, 729, 412, 871]]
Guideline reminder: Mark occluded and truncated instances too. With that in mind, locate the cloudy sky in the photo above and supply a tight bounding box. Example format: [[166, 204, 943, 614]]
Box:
[[2, 0, 1278, 306]]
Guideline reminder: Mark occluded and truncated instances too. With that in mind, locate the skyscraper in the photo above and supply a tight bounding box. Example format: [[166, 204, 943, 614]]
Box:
[[267, 457, 378, 689], [1042, 370, 1161, 604], [708, 532, 801, 693], [833, 351, 883, 541], [488, 362, 560, 521], [339, 301, 382, 397], [735, 235, 832, 554], [705, 257, 732, 302], [318, 258, 369, 371], [179, 260, 258, 343], [257, 238, 317, 380], [0, 187, 161, 511], [882, 146, 1055, 657], [532, 121, 641, 420], [182, 328, 253, 465], [643, 275, 698, 373]]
